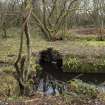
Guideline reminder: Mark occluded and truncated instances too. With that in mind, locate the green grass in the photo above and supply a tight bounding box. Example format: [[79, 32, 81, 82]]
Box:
[[1, 28, 105, 73], [1, 38, 105, 60]]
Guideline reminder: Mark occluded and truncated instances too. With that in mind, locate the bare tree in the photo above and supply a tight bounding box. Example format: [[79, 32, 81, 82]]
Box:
[[32, 0, 79, 41], [14, 0, 32, 95]]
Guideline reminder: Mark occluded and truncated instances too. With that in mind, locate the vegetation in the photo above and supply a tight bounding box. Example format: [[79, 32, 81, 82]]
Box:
[[69, 79, 98, 98], [0, 0, 105, 104], [63, 56, 105, 73], [0, 74, 20, 98]]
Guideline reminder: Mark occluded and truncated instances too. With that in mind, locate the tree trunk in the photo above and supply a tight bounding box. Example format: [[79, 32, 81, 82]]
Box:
[[2, 22, 7, 39], [24, 18, 31, 82]]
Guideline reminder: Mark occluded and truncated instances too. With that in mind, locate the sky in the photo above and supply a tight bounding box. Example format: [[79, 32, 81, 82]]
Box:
[[0, 0, 7, 2], [0, 0, 5, 1]]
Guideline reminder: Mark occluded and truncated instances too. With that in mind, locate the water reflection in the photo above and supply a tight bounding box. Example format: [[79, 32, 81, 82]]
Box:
[[37, 79, 60, 96], [33, 75, 68, 96], [33, 74, 105, 96]]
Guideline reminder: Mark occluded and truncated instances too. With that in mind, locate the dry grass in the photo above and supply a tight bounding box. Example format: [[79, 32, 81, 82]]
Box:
[[1, 37, 105, 61], [0, 28, 105, 72]]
